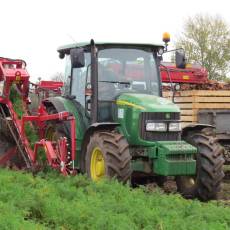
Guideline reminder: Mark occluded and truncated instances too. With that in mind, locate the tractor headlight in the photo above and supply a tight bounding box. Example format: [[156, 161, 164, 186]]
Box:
[[0, 81, 4, 96], [169, 122, 181, 132], [146, 122, 167, 132]]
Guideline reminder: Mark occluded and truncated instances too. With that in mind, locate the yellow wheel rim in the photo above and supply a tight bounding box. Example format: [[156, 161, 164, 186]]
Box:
[[90, 147, 105, 181]]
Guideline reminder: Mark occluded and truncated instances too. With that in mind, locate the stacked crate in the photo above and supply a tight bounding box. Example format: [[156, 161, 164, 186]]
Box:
[[163, 90, 230, 127]]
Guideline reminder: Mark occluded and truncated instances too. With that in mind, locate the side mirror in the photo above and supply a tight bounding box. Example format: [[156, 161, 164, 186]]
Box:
[[70, 48, 85, 68], [176, 50, 186, 69], [59, 52, 65, 59]]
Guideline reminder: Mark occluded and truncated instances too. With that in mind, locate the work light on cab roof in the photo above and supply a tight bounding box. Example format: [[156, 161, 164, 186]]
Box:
[[162, 32, 170, 51], [163, 32, 170, 43]]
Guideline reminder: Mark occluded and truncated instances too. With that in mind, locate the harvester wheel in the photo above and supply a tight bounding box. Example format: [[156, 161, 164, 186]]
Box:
[[176, 129, 225, 201], [85, 131, 132, 183]]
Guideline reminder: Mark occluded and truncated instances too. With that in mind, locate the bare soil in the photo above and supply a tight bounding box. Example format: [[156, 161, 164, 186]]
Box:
[[146, 174, 230, 203]]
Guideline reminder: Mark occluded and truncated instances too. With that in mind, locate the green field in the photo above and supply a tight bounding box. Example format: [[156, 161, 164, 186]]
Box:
[[0, 169, 229, 230]]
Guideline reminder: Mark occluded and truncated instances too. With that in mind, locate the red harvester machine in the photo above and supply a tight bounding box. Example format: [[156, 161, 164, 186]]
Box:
[[160, 61, 230, 90], [31, 80, 64, 99], [160, 62, 208, 85], [0, 57, 76, 175]]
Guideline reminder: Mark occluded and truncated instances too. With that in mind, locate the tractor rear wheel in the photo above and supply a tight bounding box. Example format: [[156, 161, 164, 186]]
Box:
[[85, 131, 132, 183], [176, 129, 225, 201]]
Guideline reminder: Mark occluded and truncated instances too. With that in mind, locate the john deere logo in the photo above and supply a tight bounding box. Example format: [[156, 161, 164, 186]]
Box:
[[165, 113, 170, 119]]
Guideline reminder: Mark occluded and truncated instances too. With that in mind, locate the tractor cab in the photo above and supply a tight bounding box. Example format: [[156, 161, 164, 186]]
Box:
[[58, 41, 164, 123]]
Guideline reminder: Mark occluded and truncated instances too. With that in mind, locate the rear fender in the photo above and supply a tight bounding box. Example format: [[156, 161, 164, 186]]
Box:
[[43, 96, 89, 133], [43, 97, 66, 114], [83, 122, 119, 141], [42, 97, 71, 134]]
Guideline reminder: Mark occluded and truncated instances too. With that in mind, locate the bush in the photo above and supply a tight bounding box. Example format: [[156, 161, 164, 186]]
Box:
[[0, 169, 229, 230]]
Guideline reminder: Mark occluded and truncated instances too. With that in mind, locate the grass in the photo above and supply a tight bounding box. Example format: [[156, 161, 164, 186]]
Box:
[[0, 168, 230, 230], [5, 82, 230, 229], [9, 87, 24, 119]]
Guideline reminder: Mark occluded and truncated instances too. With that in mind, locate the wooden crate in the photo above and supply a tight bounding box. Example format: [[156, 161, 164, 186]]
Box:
[[163, 90, 230, 127]]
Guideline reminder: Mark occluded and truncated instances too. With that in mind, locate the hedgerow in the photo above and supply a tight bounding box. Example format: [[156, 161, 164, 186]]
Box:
[[0, 168, 229, 230]]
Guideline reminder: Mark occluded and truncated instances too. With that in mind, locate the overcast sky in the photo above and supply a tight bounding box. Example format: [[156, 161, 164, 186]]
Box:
[[0, 0, 229, 81]]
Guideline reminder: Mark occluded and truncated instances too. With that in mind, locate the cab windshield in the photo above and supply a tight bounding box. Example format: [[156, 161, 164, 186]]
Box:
[[98, 48, 160, 101]]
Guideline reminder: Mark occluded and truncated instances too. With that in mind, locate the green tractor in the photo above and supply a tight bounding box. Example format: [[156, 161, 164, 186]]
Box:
[[44, 39, 224, 201]]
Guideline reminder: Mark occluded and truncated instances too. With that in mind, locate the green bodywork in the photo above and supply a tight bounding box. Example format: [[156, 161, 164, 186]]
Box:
[[131, 141, 196, 176], [55, 93, 197, 176], [53, 42, 197, 177], [116, 93, 180, 145], [154, 141, 196, 176], [115, 93, 196, 176]]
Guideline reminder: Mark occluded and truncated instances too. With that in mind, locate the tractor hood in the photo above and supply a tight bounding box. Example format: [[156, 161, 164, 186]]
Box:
[[116, 93, 180, 112]]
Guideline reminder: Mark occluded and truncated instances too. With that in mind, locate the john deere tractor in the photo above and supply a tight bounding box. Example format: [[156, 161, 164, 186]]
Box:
[[44, 38, 224, 201]]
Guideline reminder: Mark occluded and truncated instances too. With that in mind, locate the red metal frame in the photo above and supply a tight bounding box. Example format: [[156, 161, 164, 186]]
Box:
[[0, 58, 30, 101], [160, 62, 208, 84], [31, 80, 64, 100], [0, 57, 76, 175]]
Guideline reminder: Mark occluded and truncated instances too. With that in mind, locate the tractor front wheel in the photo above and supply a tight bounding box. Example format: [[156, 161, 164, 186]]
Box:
[[176, 129, 225, 201], [85, 131, 132, 183]]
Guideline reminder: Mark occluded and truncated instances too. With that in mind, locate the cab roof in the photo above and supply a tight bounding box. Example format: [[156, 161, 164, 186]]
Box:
[[57, 41, 164, 54]]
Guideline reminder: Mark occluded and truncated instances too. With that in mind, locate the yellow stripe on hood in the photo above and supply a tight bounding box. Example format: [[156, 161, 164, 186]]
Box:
[[116, 100, 145, 110]]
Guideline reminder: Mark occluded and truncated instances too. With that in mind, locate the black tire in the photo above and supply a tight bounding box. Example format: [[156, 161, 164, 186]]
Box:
[[85, 131, 132, 183], [176, 129, 225, 201]]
